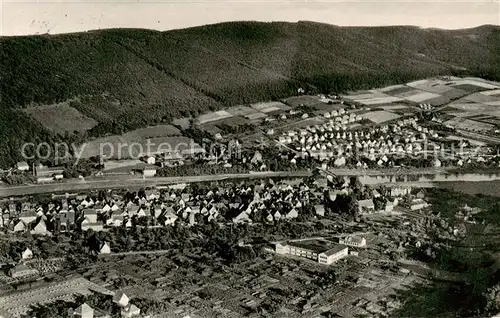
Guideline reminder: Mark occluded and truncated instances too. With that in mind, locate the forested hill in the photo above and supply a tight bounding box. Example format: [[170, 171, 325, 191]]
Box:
[[0, 21, 499, 167]]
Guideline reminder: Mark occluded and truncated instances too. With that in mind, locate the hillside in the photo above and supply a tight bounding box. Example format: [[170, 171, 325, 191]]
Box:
[[0, 21, 499, 167]]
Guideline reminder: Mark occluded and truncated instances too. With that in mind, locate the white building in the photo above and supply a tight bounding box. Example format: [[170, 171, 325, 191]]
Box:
[[339, 236, 366, 248], [318, 245, 349, 265], [99, 242, 111, 254], [16, 161, 29, 171]]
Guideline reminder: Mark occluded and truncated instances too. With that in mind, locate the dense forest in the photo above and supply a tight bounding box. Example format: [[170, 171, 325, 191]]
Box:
[[0, 22, 499, 167]]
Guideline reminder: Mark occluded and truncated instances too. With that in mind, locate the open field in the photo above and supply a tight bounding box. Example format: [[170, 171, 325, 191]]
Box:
[[79, 135, 204, 158], [355, 96, 404, 105], [196, 110, 233, 124], [24, 102, 98, 135], [481, 89, 500, 96], [360, 110, 401, 124], [250, 101, 290, 112]]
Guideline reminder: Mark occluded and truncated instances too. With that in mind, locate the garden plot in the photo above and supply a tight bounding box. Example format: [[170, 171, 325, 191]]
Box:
[[360, 110, 401, 124]]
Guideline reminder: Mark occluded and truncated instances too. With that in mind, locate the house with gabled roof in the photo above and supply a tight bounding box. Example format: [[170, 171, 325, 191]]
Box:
[[113, 291, 129, 308], [31, 219, 49, 236], [121, 303, 140, 318], [163, 212, 178, 226], [286, 208, 298, 219], [99, 242, 111, 254], [68, 303, 95, 318], [22, 247, 33, 260]]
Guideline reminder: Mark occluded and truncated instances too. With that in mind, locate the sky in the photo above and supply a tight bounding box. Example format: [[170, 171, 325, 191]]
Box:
[[0, 0, 499, 36]]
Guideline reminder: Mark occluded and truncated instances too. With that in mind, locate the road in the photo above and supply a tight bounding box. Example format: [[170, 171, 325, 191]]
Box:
[[0, 170, 312, 198]]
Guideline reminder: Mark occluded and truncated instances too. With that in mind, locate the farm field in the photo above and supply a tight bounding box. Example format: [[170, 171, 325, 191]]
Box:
[[250, 101, 290, 112], [360, 110, 401, 124], [443, 118, 496, 133], [24, 102, 98, 135], [354, 96, 404, 105], [195, 110, 233, 125], [282, 95, 322, 107]]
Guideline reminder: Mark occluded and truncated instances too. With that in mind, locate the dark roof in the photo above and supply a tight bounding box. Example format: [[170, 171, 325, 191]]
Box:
[[287, 239, 331, 253]]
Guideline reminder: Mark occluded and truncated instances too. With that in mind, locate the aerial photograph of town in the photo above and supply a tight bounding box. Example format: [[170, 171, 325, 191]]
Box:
[[0, 0, 499, 317]]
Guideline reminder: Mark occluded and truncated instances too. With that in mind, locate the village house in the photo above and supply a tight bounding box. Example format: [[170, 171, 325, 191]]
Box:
[[69, 304, 94, 318], [30, 219, 49, 236], [121, 304, 141, 318], [113, 291, 130, 308], [141, 165, 157, 177], [12, 219, 27, 232], [99, 242, 111, 254], [22, 248, 33, 260], [358, 199, 375, 214], [408, 199, 429, 211], [314, 204, 325, 217]]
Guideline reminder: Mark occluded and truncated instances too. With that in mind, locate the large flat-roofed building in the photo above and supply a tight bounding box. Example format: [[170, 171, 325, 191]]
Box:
[[274, 239, 348, 265], [318, 245, 349, 265]]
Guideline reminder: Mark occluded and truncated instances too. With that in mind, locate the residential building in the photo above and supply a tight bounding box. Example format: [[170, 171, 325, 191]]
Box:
[[21, 248, 33, 260], [141, 165, 157, 177], [69, 303, 94, 318], [390, 187, 411, 197], [99, 242, 111, 254], [121, 304, 140, 318], [12, 220, 27, 232], [409, 199, 429, 211], [30, 219, 49, 236], [358, 199, 375, 214], [314, 204, 325, 217], [113, 291, 129, 308]]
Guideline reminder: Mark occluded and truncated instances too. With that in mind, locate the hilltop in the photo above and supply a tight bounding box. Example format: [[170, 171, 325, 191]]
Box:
[[0, 21, 499, 167]]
